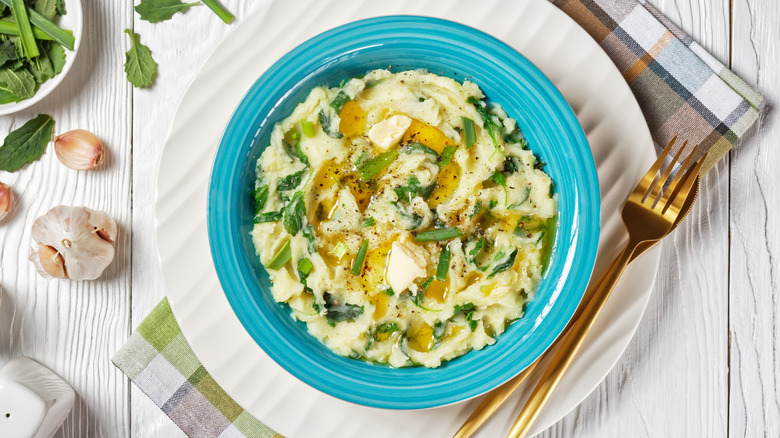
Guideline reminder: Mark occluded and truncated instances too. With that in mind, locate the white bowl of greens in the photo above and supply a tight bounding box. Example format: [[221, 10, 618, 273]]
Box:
[[0, 0, 82, 115]]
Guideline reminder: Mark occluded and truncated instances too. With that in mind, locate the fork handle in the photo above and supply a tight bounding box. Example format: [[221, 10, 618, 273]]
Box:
[[506, 243, 638, 438]]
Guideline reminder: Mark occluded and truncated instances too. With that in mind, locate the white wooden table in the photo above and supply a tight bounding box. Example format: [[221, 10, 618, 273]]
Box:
[[0, 1, 776, 436]]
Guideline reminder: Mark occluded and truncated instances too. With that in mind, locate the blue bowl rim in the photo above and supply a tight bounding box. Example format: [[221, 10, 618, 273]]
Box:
[[207, 15, 600, 409]]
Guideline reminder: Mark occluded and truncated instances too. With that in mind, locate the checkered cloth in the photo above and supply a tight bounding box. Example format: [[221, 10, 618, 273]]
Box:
[[113, 1, 764, 437], [553, 0, 764, 172], [112, 299, 282, 438]]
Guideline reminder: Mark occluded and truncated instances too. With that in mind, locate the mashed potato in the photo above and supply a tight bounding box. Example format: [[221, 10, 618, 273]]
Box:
[[251, 69, 556, 368]]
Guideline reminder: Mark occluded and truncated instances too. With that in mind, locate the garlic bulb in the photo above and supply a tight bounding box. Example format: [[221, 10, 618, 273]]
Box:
[[30, 206, 117, 280], [54, 130, 105, 170], [0, 182, 11, 222]]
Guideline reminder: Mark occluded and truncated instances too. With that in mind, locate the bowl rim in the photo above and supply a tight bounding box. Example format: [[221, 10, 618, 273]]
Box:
[[207, 15, 600, 409]]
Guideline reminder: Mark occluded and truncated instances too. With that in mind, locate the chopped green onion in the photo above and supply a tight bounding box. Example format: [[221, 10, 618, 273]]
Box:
[[462, 117, 476, 148], [301, 120, 315, 138], [365, 78, 385, 88], [330, 91, 350, 113], [436, 245, 450, 281], [329, 241, 349, 260], [439, 146, 457, 167], [414, 227, 463, 242], [351, 239, 369, 275], [383, 287, 395, 296], [362, 217, 376, 228], [254, 212, 282, 223], [266, 240, 291, 270], [402, 142, 439, 157], [0, 21, 71, 40], [201, 0, 234, 23], [356, 150, 398, 180], [297, 258, 313, 282], [10, 0, 38, 59], [0, 0, 74, 50]]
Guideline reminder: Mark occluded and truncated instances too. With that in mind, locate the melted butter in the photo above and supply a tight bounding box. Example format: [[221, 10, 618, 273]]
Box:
[[465, 271, 483, 288], [429, 162, 461, 209], [407, 318, 435, 352], [401, 119, 452, 153], [309, 160, 341, 225], [426, 279, 450, 303], [360, 241, 393, 292], [370, 293, 390, 320], [339, 172, 374, 212], [338, 101, 366, 138]]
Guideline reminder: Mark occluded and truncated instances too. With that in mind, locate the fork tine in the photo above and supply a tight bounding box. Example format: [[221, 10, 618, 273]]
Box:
[[659, 142, 702, 204], [646, 139, 688, 203], [662, 150, 708, 215], [638, 135, 677, 192]]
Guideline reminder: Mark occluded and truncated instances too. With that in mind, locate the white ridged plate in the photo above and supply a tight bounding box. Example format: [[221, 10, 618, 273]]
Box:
[[155, 0, 659, 436]]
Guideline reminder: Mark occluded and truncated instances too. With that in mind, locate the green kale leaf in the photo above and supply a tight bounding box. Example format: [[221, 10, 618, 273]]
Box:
[[135, 0, 198, 23], [123, 29, 157, 88], [0, 114, 55, 172], [323, 292, 363, 326]]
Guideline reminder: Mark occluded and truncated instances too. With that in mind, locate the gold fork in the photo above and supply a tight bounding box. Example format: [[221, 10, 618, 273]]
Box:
[[453, 137, 707, 438], [454, 137, 703, 438], [506, 138, 708, 438]]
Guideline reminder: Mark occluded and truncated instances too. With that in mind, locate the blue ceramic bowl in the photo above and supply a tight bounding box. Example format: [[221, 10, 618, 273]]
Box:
[[208, 16, 599, 409]]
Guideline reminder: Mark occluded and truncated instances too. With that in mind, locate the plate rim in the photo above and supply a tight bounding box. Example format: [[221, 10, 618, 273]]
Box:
[[207, 14, 600, 410], [155, 0, 660, 436]]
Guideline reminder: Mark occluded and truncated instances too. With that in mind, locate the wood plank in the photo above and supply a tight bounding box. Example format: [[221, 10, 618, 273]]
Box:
[[0, 1, 133, 437], [539, 0, 731, 436], [130, 1, 252, 436], [729, 0, 780, 436]]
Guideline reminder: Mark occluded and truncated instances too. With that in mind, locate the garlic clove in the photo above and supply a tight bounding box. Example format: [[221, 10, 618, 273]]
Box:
[[31, 206, 116, 281], [54, 129, 105, 171], [0, 182, 11, 222], [86, 208, 117, 243], [37, 245, 67, 278]]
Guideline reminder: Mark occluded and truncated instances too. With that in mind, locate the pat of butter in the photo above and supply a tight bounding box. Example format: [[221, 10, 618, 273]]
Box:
[[386, 240, 427, 293], [368, 115, 413, 150]]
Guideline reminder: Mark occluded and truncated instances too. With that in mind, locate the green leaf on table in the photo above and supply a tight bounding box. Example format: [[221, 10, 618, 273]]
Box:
[[34, 0, 58, 20], [123, 29, 157, 88], [0, 67, 36, 104], [135, 0, 198, 23], [0, 114, 55, 172], [0, 40, 17, 68]]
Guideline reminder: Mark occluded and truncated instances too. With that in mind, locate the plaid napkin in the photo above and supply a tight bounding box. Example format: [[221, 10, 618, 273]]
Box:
[[113, 1, 765, 437], [553, 0, 765, 172], [112, 299, 281, 438]]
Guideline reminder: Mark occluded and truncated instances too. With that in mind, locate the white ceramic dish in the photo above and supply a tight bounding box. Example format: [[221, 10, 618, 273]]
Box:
[[0, 0, 82, 115], [155, 0, 659, 436]]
